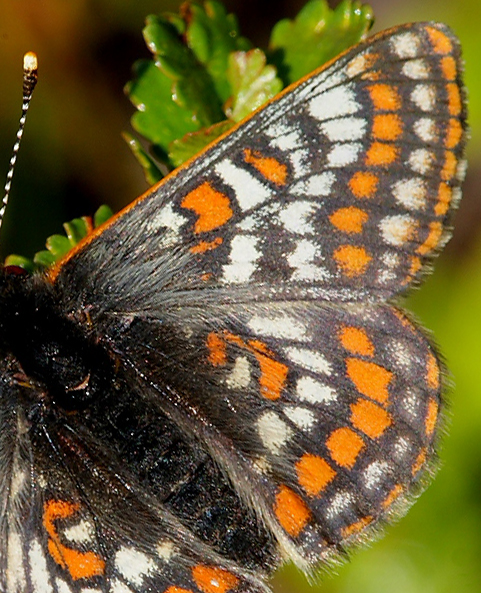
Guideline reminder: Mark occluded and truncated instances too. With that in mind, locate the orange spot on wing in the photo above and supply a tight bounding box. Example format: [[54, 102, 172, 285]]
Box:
[[43, 500, 105, 580], [330, 206, 368, 234], [339, 326, 375, 357], [426, 26, 453, 54], [165, 588, 194, 593], [426, 351, 441, 390], [412, 447, 427, 475], [368, 84, 401, 110], [365, 142, 399, 166], [434, 183, 452, 216], [192, 565, 239, 593], [254, 351, 288, 400], [190, 237, 223, 253], [181, 182, 233, 233], [274, 485, 311, 537], [350, 398, 392, 439], [441, 55, 457, 80], [243, 148, 288, 185], [417, 221, 443, 255], [441, 151, 457, 181], [349, 171, 378, 198], [426, 397, 439, 436], [445, 118, 463, 149], [333, 245, 371, 277], [207, 332, 227, 366], [372, 113, 403, 141], [296, 454, 336, 497], [207, 332, 288, 399], [341, 516, 373, 538], [346, 359, 393, 404], [382, 484, 404, 509], [326, 427, 364, 468], [447, 83, 462, 116]]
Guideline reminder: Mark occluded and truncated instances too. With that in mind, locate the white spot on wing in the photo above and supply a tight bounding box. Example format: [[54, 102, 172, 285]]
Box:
[[379, 214, 417, 246], [7, 530, 26, 592], [63, 519, 94, 544], [226, 356, 251, 389], [55, 579, 73, 593], [115, 547, 155, 586], [392, 178, 426, 210], [292, 172, 336, 197], [284, 406, 316, 430], [296, 376, 336, 404], [321, 117, 367, 141], [289, 149, 310, 177], [257, 411, 292, 454], [327, 143, 361, 167], [409, 148, 433, 174], [309, 84, 359, 120], [222, 234, 260, 284], [215, 159, 270, 210], [148, 203, 186, 235], [411, 84, 436, 112], [284, 347, 332, 375], [403, 59, 429, 79], [248, 314, 307, 340], [414, 117, 436, 142], [326, 491, 353, 519], [364, 461, 390, 489], [156, 540, 175, 561], [391, 32, 420, 58], [29, 539, 53, 593], [287, 239, 329, 282], [279, 201, 316, 235]]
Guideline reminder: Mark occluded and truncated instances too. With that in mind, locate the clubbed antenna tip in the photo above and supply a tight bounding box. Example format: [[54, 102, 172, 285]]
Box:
[[1, 51, 39, 232]]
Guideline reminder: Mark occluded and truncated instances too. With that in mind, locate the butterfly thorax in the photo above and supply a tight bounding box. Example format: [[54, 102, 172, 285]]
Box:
[[0, 266, 112, 412]]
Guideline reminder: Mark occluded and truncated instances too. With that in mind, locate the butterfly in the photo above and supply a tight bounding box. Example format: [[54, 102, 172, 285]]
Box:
[[0, 21, 467, 593]]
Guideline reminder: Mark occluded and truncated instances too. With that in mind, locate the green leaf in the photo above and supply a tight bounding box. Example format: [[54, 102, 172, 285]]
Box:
[[184, 1, 251, 102], [5, 207, 114, 273], [269, 0, 374, 85], [4, 254, 35, 273], [45, 234, 72, 258], [122, 131, 164, 185], [93, 205, 114, 228], [227, 49, 283, 122], [169, 120, 234, 166]]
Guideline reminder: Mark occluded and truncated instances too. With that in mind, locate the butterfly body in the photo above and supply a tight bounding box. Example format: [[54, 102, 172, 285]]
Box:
[[1, 21, 467, 593]]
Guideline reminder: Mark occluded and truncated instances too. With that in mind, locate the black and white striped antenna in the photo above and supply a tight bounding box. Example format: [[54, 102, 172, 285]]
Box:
[[1, 52, 38, 230]]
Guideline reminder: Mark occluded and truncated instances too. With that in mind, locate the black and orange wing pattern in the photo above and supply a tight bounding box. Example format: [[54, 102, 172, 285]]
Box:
[[0, 22, 467, 593]]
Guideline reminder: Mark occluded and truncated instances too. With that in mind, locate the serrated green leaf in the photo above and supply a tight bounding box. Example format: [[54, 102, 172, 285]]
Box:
[[122, 132, 164, 184], [45, 235, 71, 258], [126, 59, 201, 156], [169, 120, 234, 167], [185, 1, 251, 102], [269, 0, 374, 85], [144, 14, 224, 126], [227, 49, 283, 122], [4, 254, 35, 273], [94, 205, 114, 228]]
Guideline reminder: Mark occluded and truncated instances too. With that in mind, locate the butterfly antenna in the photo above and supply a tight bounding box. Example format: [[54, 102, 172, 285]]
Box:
[[0, 51, 38, 232]]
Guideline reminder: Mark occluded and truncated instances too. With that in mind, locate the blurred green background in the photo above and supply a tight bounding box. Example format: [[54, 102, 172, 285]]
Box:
[[1, 1, 480, 592]]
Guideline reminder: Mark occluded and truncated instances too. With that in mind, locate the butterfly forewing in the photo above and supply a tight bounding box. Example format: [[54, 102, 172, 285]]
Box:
[[2, 20, 467, 593]]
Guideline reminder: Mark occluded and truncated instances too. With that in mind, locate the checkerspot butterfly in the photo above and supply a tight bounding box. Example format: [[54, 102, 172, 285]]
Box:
[[0, 20, 467, 593]]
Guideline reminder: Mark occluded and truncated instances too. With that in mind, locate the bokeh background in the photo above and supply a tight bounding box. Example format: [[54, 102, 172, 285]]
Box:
[[1, 1, 480, 592]]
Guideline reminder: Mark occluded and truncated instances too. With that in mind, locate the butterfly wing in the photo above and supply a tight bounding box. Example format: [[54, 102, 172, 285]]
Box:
[[0, 360, 271, 593], [51, 22, 466, 311], [36, 19, 466, 584]]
